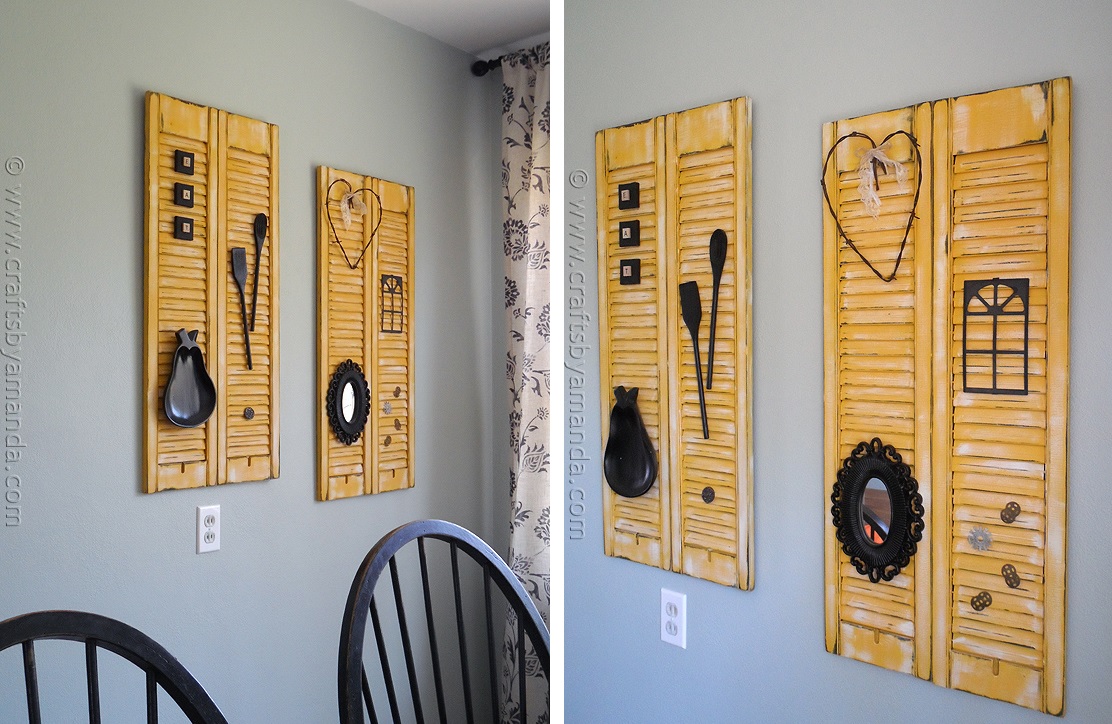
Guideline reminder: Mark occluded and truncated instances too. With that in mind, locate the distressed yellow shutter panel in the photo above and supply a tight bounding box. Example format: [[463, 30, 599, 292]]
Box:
[[665, 99, 752, 588], [598, 98, 753, 588], [144, 94, 219, 491], [371, 179, 415, 494], [933, 79, 1068, 714], [823, 103, 934, 677], [218, 112, 280, 484], [144, 93, 280, 493], [319, 167, 371, 499], [824, 79, 1068, 713], [596, 118, 672, 569], [318, 167, 415, 500]]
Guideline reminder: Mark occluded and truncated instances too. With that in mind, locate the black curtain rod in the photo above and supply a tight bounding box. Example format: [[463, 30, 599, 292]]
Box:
[[470, 55, 506, 77]]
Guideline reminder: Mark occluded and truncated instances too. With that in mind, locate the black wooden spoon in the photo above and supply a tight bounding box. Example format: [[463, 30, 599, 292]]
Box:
[[231, 247, 252, 370], [706, 228, 727, 389], [163, 328, 216, 428], [603, 386, 657, 497], [249, 213, 267, 331], [679, 281, 709, 439]]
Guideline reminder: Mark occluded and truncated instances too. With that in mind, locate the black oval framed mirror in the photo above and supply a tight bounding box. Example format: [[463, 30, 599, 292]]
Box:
[[327, 359, 370, 445], [831, 437, 924, 583]]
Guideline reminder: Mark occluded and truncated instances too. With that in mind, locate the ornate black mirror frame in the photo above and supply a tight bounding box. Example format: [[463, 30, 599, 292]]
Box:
[[327, 359, 370, 445], [831, 437, 924, 583]]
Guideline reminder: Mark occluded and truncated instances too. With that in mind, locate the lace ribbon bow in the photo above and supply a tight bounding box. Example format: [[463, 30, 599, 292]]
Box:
[[857, 142, 908, 218]]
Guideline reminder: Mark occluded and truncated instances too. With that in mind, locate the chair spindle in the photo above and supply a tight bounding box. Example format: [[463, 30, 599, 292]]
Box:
[[22, 640, 41, 724], [389, 557, 423, 722], [86, 640, 102, 724], [483, 571, 497, 724], [450, 543, 475, 724], [145, 669, 158, 723], [518, 615, 527, 721], [418, 539, 448, 724], [369, 598, 402, 723]]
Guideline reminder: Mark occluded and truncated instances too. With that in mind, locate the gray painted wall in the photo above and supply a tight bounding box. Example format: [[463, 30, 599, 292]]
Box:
[[565, 1, 1112, 721], [0, 0, 500, 720]]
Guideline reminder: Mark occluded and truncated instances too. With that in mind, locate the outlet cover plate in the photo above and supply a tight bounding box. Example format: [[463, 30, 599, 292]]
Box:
[[661, 588, 686, 648], [196, 504, 220, 554]]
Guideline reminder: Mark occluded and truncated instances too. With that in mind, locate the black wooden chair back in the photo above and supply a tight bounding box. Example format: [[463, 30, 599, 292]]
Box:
[[338, 519, 550, 724], [0, 609, 228, 724]]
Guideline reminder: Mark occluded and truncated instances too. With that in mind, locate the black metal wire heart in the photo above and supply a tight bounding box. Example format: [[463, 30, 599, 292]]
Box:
[[821, 130, 922, 282], [325, 178, 383, 270]]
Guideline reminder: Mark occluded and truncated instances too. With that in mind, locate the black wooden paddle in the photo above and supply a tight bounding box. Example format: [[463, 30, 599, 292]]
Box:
[[249, 213, 267, 331], [679, 281, 709, 439], [706, 228, 727, 389], [231, 247, 252, 370]]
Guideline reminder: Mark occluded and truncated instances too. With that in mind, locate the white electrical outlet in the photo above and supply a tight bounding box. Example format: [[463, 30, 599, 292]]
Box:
[[660, 588, 686, 648], [196, 505, 220, 554]]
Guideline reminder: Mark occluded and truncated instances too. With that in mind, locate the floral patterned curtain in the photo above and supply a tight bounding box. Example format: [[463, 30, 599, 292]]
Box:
[[500, 42, 550, 723]]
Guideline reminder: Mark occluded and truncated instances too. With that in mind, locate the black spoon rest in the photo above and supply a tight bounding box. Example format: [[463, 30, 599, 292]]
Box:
[[163, 328, 217, 428], [603, 386, 657, 498]]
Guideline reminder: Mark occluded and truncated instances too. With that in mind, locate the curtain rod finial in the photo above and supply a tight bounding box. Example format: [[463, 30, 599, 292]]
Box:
[[472, 57, 503, 77]]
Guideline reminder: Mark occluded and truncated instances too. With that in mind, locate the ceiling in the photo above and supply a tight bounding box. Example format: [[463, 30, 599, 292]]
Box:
[[344, 0, 549, 56]]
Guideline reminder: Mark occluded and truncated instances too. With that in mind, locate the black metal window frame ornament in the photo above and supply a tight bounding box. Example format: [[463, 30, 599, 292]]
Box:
[[380, 274, 404, 334], [831, 437, 925, 583], [326, 359, 371, 446], [962, 277, 1030, 395]]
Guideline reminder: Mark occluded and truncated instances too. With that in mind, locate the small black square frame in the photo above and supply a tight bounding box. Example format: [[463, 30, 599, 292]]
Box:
[[617, 182, 640, 210], [174, 150, 195, 175], [173, 215, 194, 241], [618, 220, 640, 247], [173, 183, 194, 208], [619, 258, 641, 285]]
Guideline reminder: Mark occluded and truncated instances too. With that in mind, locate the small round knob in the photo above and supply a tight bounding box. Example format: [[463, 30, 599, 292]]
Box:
[[701, 487, 715, 503], [243, 407, 255, 420]]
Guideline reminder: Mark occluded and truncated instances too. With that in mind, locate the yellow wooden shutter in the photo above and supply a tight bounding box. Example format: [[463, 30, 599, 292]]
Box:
[[932, 78, 1068, 714], [823, 79, 1068, 713], [143, 92, 280, 492], [318, 167, 415, 501], [371, 180, 415, 493], [144, 94, 219, 491], [823, 103, 934, 677], [665, 99, 752, 588], [596, 117, 672, 570], [597, 98, 753, 588], [218, 111, 280, 484]]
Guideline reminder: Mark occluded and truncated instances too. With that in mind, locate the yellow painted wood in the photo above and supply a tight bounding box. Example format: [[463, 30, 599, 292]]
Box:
[[317, 166, 415, 501], [823, 102, 932, 677], [143, 92, 279, 493], [597, 117, 672, 570], [840, 623, 915, 675], [597, 98, 752, 589], [826, 79, 1068, 714], [933, 78, 1068, 715], [822, 120, 840, 653], [372, 178, 415, 494], [666, 98, 752, 589], [218, 111, 280, 485]]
